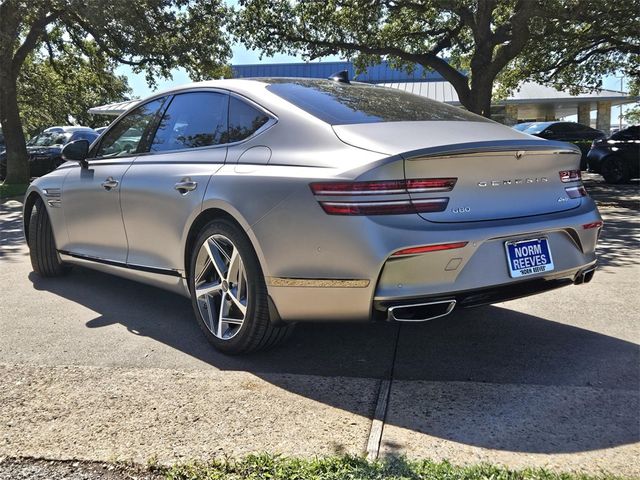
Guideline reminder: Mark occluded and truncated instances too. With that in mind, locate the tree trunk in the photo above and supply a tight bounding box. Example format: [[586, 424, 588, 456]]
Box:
[[0, 70, 29, 184], [467, 90, 493, 118], [466, 75, 494, 118]]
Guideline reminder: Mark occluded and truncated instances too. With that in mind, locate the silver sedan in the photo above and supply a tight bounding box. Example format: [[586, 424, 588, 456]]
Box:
[[23, 77, 602, 354]]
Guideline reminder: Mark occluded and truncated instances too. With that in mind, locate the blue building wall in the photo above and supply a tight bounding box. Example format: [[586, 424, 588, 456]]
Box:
[[232, 61, 445, 83]]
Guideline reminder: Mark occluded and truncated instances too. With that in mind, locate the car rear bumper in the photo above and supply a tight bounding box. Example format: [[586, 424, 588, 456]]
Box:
[[373, 262, 596, 321], [262, 198, 602, 323]]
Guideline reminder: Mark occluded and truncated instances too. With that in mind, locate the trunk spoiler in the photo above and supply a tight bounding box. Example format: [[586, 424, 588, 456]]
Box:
[[401, 139, 580, 161]]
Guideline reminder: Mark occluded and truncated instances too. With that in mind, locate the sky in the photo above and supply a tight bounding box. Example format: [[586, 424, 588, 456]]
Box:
[[116, 43, 633, 127], [116, 44, 305, 98]]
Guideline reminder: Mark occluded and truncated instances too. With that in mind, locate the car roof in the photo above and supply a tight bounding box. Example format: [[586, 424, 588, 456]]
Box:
[[143, 77, 380, 102]]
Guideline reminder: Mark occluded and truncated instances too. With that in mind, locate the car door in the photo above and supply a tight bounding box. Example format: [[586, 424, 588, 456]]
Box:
[[61, 98, 166, 262], [120, 91, 229, 272]]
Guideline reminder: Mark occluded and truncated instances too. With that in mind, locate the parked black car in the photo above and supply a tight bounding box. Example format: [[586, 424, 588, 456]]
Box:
[[587, 125, 639, 184], [519, 121, 606, 170], [0, 126, 99, 180]]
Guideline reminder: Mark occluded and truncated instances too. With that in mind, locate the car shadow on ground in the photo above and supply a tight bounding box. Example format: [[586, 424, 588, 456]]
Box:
[[28, 265, 639, 455]]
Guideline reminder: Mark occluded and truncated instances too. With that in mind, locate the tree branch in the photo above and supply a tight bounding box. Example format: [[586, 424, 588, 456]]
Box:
[[12, 11, 61, 72], [67, 14, 153, 68], [296, 36, 471, 102]]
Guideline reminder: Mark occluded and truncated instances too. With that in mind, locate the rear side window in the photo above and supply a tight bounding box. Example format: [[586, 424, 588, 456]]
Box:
[[224, 96, 270, 143], [150, 92, 228, 152], [265, 79, 490, 125]]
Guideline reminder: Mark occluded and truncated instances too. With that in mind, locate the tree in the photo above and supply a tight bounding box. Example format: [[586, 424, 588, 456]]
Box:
[[622, 107, 640, 125], [233, 0, 640, 117], [18, 49, 131, 136], [621, 78, 640, 125], [500, 1, 640, 96], [0, 0, 230, 185]]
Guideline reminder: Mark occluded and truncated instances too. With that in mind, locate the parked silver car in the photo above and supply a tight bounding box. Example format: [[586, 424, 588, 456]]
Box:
[[23, 78, 602, 354]]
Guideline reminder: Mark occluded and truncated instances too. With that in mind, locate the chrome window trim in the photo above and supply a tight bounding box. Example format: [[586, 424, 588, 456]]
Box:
[[81, 155, 138, 167], [112, 88, 279, 159]]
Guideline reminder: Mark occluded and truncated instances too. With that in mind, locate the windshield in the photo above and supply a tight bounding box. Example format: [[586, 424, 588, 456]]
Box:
[[265, 79, 491, 125], [522, 122, 551, 134], [512, 123, 532, 131], [28, 132, 72, 147], [611, 126, 639, 140]]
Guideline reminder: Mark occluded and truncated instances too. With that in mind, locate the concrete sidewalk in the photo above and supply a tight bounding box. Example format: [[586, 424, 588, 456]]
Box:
[[1, 363, 377, 461]]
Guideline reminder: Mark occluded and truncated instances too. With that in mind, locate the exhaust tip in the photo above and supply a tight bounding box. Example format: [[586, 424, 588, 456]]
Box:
[[388, 300, 456, 322], [574, 266, 596, 285]]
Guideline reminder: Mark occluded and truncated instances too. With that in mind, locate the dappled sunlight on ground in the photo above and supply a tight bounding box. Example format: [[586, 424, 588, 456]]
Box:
[[0, 198, 27, 262]]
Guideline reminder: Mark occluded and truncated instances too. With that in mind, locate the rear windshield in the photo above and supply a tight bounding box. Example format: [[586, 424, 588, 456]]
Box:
[[264, 79, 490, 125]]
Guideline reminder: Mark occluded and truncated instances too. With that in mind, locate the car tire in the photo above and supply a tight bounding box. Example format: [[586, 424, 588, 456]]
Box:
[[601, 156, 629, 184], [28, 197, 70, 277], [188, 219, 294, 354]]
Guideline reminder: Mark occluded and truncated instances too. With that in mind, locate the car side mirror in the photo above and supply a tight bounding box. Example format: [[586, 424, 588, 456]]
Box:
[[62, 139, 90, 167]]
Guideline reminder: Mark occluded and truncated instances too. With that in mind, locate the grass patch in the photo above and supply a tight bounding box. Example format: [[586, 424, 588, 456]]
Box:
[[163, 454, 624, 480], [0, 182, 28, 199]]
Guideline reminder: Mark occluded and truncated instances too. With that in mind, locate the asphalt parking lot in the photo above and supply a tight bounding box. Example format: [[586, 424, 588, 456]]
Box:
[[0, 174, 638, 475]]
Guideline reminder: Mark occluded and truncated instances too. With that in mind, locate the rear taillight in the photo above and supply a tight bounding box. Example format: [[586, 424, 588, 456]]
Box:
[[559, 170, 581, 182], [310, 178, 456, 195], [391, 241, 468, 257], [405, 178, 457, 193], [565, 185, 587, 198], [310, 178, 456, 215], [560, 170, 587, 199], [319, 198, 449, 215]]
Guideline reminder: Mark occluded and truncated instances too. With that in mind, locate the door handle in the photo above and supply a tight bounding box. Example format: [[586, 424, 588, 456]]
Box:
[[101, 177, 119, 190], [175, 178, 198, 195]]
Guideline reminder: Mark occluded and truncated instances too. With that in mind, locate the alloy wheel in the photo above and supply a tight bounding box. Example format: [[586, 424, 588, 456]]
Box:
[[602, 157, 625, 183], [193, 234, 248, 340]]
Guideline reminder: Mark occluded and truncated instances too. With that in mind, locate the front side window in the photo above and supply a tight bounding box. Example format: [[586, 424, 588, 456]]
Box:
[[563, 123, 584, 133], [150, 92, 228, 152], [224, 96, 270, 143], [95, 98, 165, 158]]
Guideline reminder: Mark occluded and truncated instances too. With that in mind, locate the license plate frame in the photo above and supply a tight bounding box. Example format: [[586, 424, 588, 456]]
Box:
[[504, 237, 554, 278]]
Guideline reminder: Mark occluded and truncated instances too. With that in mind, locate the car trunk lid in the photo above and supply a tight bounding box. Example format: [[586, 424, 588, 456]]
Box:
[[333, 122, 583, 222]]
